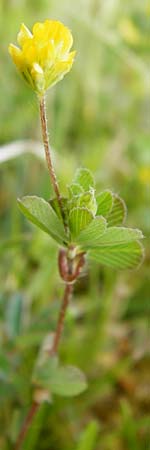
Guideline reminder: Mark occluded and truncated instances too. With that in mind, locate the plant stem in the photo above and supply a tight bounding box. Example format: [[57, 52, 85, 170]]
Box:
[[39, 95, 66, 228], [16, 97, 75, 449], [15, 282, 73, 450], [15, 402, 39, 450], [49, 282, 73, 355]]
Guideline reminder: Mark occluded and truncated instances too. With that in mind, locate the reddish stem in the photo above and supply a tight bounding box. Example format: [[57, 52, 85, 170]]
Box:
[[39, 96, 66, 229], [15, 402, 39, 450], [49, 282, 73, 355], [15, 282, 73, 449], [16, 95, 83, 450]]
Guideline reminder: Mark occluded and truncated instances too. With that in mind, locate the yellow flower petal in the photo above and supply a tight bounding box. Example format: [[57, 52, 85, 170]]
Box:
[[8, 44, 23, 69], [22, 42, 37, 65], [38, 41, 55, 69], [62, 50, 76, 64], [17, 23, 32, 47], [45, 54, 75, 90], [44, 20, 73, 54], [32, 22, 47, 41]]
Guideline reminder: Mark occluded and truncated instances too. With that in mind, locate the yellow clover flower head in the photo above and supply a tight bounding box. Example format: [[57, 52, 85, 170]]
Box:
[[9, 20, 76, 95]]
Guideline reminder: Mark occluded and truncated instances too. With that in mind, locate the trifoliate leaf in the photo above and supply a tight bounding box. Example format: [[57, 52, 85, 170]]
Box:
[[69, 207, 94, 238], [89, 241, 144, 270], [96, 190, 113, 217], [73, 168, 95, 191], [18, 196, 68, 245], [77, 216, 107, 249], [107, 194, 127, 226], [33, 358, 87, 397]]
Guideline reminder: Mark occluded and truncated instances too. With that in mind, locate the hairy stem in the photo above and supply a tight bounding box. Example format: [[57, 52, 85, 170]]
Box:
[[39, 96, 66, 228], [16, 97, 74, 449]]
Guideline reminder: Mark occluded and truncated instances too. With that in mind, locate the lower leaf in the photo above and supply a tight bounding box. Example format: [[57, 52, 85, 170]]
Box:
[[33, 358, 87, 398], [89, 241, 144, 270]]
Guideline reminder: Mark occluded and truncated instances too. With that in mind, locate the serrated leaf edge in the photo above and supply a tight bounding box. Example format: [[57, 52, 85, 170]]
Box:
[[92, 226, 144, 247], [109, 193, 127, 225], [73, 167, 95, 190]]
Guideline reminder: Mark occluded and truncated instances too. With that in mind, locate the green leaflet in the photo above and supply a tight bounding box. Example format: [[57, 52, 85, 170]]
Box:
[[68, 183, 84, 197], [76, 219, 143, 252], [107, 194, 127, 226], [77, 216, 107, 249], [73, 168, 95, 191], [96, 190, 113, 217], [89, 226, 144, 246], [18, 196, 68, 245], [33, 358, 87, 397], [68, 189, 97, 216], [49, 365, 87, 397], [69, 207, 94, 238], [89, 241, 144, 270], [17, 173, 144, 273]]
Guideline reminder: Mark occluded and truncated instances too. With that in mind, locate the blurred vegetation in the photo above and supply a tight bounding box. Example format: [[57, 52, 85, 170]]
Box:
[[0, 0, 150, 449]]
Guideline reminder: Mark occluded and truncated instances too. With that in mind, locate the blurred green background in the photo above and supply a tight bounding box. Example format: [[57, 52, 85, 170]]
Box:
[[0, 0, 150, 449]]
